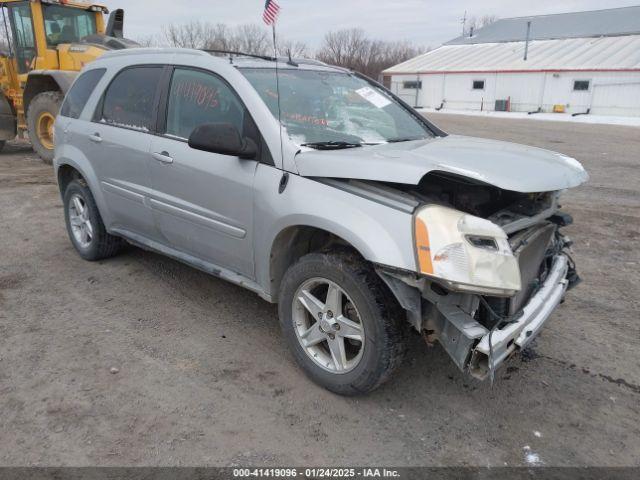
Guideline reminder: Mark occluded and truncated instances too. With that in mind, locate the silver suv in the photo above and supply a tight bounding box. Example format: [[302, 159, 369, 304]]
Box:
[[54, 48, 588, 394]]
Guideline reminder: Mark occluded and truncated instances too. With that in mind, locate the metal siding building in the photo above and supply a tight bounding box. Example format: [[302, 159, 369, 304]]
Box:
[[383, 7, 640, 116]]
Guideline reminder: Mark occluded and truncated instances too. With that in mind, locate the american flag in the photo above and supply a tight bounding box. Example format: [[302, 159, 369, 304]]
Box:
[[262, 0, 281, 25]]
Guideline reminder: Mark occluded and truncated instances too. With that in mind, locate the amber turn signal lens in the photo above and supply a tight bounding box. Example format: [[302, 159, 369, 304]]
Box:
[[415, 217, 434, 275]]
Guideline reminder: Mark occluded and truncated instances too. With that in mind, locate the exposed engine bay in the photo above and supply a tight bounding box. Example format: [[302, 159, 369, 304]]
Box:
[[325, 171, 580, 380]]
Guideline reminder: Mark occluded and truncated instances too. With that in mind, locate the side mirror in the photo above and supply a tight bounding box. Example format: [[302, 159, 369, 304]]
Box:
[[188, 123, 257, 160]]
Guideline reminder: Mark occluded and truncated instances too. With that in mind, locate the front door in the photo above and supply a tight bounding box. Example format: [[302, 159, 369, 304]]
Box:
[[147, 67, 258, 277]]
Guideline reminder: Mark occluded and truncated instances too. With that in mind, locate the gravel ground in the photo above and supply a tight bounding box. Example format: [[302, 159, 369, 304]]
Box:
[[0, 114, 639, 467]]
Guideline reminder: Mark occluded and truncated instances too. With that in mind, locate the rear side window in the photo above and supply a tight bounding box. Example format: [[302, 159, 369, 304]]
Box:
[[100, 66, 163, 132], [60, 68, 106, 119], [165, 68, 245, 140]]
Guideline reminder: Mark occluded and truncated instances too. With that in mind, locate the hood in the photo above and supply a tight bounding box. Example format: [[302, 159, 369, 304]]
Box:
[[294, 135, 589, 193]]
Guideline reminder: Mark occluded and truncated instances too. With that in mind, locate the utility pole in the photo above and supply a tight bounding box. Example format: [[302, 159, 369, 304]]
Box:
[[461, 10, 467, 36]]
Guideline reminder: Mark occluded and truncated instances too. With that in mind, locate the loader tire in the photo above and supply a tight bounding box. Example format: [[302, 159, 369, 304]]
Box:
[[27, 91, 63, 165]]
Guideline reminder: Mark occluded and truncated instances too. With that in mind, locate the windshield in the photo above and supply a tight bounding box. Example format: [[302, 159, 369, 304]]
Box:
[[43, 5, 97, 47], [240, 68, 433, 146]]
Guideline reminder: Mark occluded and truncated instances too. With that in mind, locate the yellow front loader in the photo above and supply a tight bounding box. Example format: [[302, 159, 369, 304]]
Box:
[[0, 0, 137, 163]]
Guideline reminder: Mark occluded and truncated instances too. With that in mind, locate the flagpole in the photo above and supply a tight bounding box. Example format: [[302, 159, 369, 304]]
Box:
[[271, 19, 284, 173]]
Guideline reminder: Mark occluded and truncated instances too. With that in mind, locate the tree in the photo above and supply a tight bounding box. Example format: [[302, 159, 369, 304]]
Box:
[[134, 34, 160, 47], [277, 39, 309, 58], [316, 28, 424, 79], [162, 21, 308, 57], [464, 14, 499, 37], [162, 21, 213, 49]]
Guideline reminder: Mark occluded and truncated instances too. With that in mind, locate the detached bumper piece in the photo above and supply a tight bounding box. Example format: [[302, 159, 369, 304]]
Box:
[[429, 255, 569, 380], [468, 255, 569, 379]]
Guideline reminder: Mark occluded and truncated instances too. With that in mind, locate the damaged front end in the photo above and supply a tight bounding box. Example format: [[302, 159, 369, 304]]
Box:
[[376, 172, 581, 380]]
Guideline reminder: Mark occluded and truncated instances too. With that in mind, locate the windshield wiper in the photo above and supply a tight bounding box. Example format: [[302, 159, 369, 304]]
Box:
[[301, 141, 363, 150], [386, 137, 424, 143]]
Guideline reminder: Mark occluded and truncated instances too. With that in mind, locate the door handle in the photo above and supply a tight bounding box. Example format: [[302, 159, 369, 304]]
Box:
[[153, 151, 174, 164], [89, 133, 102, 143]]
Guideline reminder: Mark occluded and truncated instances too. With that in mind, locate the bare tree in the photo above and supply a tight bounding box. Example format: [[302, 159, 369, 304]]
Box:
[[134, 34, 160, 47], [162, 21, 214, 49], [464, 14, 499, 37], [162, 21, 309, 58], [277, 38, 309, 58], [316, 28, 424, 79]]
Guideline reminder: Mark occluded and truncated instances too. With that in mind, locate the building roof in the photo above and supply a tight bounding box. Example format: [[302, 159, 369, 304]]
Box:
[[447, 6, 640, 45], [384, 34, 640, 75]]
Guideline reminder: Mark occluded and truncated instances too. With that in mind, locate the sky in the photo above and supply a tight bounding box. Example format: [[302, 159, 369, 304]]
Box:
[[102, 0, 640, 49]]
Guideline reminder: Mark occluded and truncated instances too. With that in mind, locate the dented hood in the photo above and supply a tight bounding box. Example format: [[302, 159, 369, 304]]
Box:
[[294, 135, 589, 193]]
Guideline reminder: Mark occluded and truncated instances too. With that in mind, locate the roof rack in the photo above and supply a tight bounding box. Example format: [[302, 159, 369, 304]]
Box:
[[202, 49, 334, 69], [202, 50, 276, 61]]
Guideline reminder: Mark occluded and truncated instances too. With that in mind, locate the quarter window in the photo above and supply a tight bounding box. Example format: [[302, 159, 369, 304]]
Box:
[[61, 68, 106, 119], [573, 80, 590, 91], [165, 68, 245, 140], [100, 66, 162, 132], [472, 80, 485, 90]]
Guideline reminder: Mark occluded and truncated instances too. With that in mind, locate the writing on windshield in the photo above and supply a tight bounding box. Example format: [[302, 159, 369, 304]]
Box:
[[240, 68, 432, 146]]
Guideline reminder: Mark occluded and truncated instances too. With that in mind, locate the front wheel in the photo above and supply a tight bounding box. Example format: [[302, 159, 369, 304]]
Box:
[[26, 91, 63, 164], [278, 251, 407, 395]]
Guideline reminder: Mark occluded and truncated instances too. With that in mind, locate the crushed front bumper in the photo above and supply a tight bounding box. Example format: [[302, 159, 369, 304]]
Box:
[[468, 254, 569, 379]]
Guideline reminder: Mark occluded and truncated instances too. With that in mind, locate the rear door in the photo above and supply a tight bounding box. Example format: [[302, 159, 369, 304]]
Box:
[[86, 65, 163, 239], [147, 66, 260, 277]]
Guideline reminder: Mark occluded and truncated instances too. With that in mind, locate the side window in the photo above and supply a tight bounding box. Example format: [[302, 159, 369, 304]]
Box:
[[60, 68, 106, 119], [165, 68, 245, 140], [100, 66, 162, 132]]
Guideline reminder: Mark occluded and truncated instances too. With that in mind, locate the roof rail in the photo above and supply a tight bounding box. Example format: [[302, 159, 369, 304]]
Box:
[[203, 50, 276, 61], [101, 47, 210, 59], [202, 49, 333, 69]]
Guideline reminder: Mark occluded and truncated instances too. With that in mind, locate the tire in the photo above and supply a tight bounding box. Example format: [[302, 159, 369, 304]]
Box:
[[0, 140, 5, 153], [278, 251, 407, 395], [63, 179, 123, 261], [26, 91, 63, 164]]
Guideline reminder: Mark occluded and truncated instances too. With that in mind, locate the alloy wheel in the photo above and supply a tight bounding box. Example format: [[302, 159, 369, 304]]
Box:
[[68, 194, 94, 248], [292, 278, 365, 374]]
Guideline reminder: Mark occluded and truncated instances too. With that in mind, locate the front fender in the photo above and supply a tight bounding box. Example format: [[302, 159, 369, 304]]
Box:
[[253, 166, 417, 298]]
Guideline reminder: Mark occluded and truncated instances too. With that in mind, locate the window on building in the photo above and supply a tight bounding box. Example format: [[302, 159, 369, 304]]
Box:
[[100, 66, 163, 132], [472, 80, 485, 90], [61, 68, 106, 119], [166, 68, 245, 141], [573, 80, 590, 91], [403, 80, 422, 90]]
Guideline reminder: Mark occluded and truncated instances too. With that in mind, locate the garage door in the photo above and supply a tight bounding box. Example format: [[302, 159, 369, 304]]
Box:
[[591, 83, 640, 117]]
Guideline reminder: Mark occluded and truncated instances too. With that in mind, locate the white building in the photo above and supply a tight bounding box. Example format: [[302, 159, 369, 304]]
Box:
[[382, 6, 640, 117]]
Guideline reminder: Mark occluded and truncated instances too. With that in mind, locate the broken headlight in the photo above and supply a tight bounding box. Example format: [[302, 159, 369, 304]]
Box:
[[414, 205, 521, 296]]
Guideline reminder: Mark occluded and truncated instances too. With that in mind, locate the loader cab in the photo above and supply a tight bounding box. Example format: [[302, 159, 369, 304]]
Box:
[[0, 0, 111, 161], [1, 0, 106, 74]]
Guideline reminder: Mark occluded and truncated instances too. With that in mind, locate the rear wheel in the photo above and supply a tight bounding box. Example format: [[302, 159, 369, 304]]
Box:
[[27, 91, 63, 164], [63, 179, 123, 261], [278, 251, 407, 395], [0, 140, 5, 153]]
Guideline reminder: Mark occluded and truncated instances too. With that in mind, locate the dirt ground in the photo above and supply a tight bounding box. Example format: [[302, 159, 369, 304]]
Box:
[[0, 114, 639, 467]]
